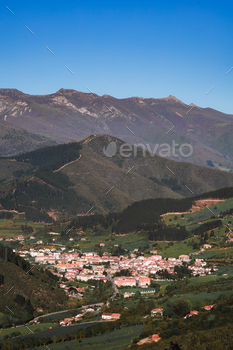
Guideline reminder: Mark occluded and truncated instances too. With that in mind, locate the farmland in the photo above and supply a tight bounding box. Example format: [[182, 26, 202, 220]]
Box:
[[0, 322, 58, 341], [33, 324, 145, 350], [0, 213, 45, 239]]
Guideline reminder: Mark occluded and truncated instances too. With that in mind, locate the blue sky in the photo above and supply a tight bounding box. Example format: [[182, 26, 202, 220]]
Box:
[[1, 0, 233, 113]]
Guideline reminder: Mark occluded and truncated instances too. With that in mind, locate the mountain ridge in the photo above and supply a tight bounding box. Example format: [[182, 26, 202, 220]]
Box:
[[0, 88, 233, 172], [0, 134, 232, 217]]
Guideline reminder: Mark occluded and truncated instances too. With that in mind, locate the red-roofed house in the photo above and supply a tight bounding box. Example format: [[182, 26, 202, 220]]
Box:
[[184, 310, 198, 319], [179, 255, 190, 262], [151, 308, 163, 317], [137, 334, 161, 345], [111, 313, 121, 320], [138, 277, 151, 287], [114, 277, 137, 287], [203, 244, 212, 249], [203, 304, 216, 311]]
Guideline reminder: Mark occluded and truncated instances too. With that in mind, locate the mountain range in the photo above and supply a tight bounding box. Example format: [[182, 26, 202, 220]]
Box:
[[0, 88, 233, 171]]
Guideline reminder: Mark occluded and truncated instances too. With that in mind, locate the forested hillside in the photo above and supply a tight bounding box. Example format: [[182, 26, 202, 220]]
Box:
[[0, 142, 93, 220], [0, 136, 233, 220], [13, 142, 82, 171], [0, 243, 68, 327]]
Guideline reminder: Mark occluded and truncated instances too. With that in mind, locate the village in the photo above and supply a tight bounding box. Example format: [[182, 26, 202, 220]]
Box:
[[4, 232, 219, 345], [0, 218, 230, 348], [13, 242, 215, 286]]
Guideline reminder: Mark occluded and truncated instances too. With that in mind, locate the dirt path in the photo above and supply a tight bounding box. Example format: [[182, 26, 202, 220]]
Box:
[[0, 209, 25, 214], [53, 154, 82, 172]]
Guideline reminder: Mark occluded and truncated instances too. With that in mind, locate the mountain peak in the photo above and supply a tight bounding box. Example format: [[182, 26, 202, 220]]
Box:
[[164, 95, 183, 103], [56, 88, 80, 94], [102, 94, 112, 98], [0, 88, 25, 98]]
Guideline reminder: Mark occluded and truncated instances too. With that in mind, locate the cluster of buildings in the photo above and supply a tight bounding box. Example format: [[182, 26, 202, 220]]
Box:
[[183, 304, 216, 319], [114, 276, 151, 287], [58, 305, 121, 325], [14, 247, 215, 282]]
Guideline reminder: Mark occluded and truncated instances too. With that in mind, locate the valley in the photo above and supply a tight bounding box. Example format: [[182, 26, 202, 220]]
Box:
[[2, 1, 233, 349], [0, 113, 233, 349], [1, 187, 233, 349]]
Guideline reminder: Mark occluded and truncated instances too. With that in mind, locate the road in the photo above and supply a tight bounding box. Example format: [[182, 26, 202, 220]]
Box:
[[30, 302, 104, 323], [29, 276, 117, 324], [30, 309, 72, 323]]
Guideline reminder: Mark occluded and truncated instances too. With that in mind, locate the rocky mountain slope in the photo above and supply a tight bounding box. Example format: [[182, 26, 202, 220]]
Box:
[[0, 120, 56, 156], [0, 88, 233, 170]]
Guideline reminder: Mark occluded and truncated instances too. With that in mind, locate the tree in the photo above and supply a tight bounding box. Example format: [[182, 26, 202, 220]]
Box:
[[61, 334, 67, 342], [14, 294, 25, 307], [42, 337, 50, 346], [137, 298, 147, 317], [53, 336, 59, 343], [168, 299, 191, 317], [210, 230, 214, 237], [25, 299, 34, 316], [134, 291, 141, 299], [0, 274, 5, 286], [150, 281, 160, 292], [170, 342, 182, 350], [140, 319, 154, 338]]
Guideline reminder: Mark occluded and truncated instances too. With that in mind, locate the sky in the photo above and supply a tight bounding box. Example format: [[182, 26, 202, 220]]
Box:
[[1, 0, 233, 113]]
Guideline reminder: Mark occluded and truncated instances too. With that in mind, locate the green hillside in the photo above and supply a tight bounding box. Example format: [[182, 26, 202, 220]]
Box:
[[0, 134, 233, 219], [0, 243, 68, 327]]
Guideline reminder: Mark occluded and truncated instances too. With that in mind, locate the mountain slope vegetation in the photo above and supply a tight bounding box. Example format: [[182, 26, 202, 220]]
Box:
[[0, 135, 232, 218], [0, 243, 67, 326], [0, 120, 56, 157]]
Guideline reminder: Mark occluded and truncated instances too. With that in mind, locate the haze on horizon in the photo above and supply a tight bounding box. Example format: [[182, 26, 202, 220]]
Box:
[[1, 0, 233, 114]]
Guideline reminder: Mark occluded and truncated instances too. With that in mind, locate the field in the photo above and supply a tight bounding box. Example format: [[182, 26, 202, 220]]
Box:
[[0, 322, 57, 340], [168, 289, 233, 306], [197, 248, 233, 260], [1, 193, 232, 261], [187, 274, 224, 285], [76, 198, 233, 257], [160, 241, 194, 258], [77, 230, 152, 253], [22, 321, 109, 340], [0, 213, 45, 239], [36, 324, 145, 350], [164, 198, 233, 227]]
